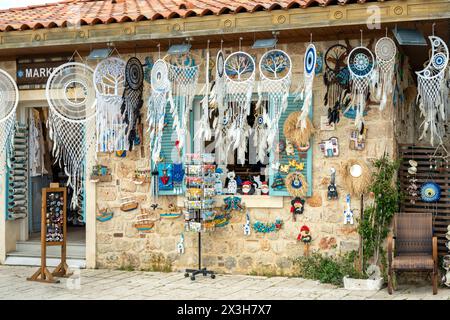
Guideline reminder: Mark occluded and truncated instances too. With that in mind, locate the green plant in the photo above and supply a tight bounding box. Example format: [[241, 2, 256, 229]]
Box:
[[358, 154, 401, 272], [292, 251, 365, 286]]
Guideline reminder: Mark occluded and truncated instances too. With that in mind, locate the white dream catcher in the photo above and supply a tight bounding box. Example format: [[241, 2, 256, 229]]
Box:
[[93, 57, 126, 152], [416, 35, 449, 146], [211, 49, 228, 164], [373, 36, 397, 111], [148, 58, 170, 165], [347, 43, 375, 133], [256, 49, 292, 162], [195, 41, 213, 145], [297, 42, 316, 129], [166, 52, 200, 152], [46, 62, 96, 209], [224, 51, 256, 164], [0, 68, 19, 177]]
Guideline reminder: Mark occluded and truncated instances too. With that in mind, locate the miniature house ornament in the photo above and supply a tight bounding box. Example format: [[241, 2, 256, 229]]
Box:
[[344, 194, 354, 225], [319, 137, 339, 157]]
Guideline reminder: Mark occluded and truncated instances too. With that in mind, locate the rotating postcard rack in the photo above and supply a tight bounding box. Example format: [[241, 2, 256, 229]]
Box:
[[7, 124, 29, 220], [183, 153, 216, 280]]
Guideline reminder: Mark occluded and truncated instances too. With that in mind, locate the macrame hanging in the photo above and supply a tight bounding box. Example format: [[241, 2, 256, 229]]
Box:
[[0, 68, 18, 178], [148, 58, 170, 165], [195, 42, 212, 145], [323, 44, 350, 125], [166, 53, 200, 152], [121, 57, 144, 151], [94, 57, 126, 152], [373, 36, 397, 111], [46, 62, 96, 209], [416, 35, 449, 146], [211, 49, 228, 164], [256, 49, 292, 162], [297, 43, 316, 129], [224, 51, 256, 164], [347, 45, 375, 133]]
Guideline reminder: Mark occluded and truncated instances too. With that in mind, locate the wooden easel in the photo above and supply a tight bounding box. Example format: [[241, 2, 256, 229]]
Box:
[[28, 183, 72, 283]]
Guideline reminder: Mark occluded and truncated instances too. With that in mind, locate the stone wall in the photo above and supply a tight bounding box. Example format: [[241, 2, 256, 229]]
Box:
[[95, 40, 396, 275]]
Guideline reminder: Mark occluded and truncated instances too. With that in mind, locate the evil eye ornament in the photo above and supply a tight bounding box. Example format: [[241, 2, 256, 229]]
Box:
[[304, 44, 317, 77], [291, 177, 303, 189], [420, 182, 441, 203], [432, 53, 447, 70], [348, 47, 374, 78]]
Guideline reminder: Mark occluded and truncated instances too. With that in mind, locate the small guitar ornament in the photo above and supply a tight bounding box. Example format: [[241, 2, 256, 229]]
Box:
[[344, 194, 354, 224], [327, 167, 338, 200]]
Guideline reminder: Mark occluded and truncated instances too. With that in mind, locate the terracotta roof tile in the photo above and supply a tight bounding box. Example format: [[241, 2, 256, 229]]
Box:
[[0, 0, 392, 32]]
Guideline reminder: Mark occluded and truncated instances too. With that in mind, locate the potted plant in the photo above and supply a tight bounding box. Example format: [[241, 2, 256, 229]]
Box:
[[344, 154, 400, 290]]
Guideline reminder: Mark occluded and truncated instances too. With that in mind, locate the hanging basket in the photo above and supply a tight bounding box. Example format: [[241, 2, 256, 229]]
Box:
[[340, 159, 372, 196]]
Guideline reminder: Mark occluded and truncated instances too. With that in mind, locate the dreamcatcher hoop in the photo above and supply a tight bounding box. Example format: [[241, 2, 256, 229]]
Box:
[[297, 43, 316, 129], [347, 46, 375, 132], [224, 51, 256, 164], [0, 68, 19, 177], [46, 62, 96, 209], [164, 52, 201, 153], [94, 57, 127, 152], [373, 37, 397, 111], [257, 49, 292, 160], [416, 36, 449, 146]]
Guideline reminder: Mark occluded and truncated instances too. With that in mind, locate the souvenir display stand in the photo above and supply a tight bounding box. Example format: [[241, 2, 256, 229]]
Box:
[[183, 153, 216, 280], [28, 183, 71, 283]]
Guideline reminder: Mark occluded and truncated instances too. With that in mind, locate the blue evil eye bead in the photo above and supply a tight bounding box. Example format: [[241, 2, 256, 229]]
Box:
[[292, 178, 302, 189], [433, 53, 446, 70], [257, 115, 264, 125], [420, 182, 441, 203], [304, 44, 317, 76]]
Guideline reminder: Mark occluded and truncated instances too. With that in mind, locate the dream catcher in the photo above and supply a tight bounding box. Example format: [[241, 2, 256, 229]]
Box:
[[46, 62, 96, 209], [256, 49, 292, 162], [347, 44, 375, 133], [323, 44, 350, 125], [0, 69, 18, 178], [224, 51, 256, 164], [296, 43, 316, 129], [166, 52, 200, 152], [195, 42, 213, 145], [121, 57, 144, 151], [373, 36, 397, 111], [211, 49, 227, 164], [416, 35, 449, 146], [148, 59, 170, 165], [93, 57, 126, 152]]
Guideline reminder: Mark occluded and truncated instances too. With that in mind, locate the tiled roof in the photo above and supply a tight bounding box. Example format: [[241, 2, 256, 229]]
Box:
[[0, 0, 391, 32]]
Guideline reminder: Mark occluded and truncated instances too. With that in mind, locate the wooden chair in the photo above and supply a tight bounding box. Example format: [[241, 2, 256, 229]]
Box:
[[387, 212, 438, 295]]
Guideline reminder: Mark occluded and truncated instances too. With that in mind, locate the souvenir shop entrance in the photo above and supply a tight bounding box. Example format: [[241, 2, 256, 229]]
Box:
[[2, 100, 87, 268]]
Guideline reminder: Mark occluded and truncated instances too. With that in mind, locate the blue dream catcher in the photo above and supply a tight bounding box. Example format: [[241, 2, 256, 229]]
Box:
[[420, 182, 441, 203]]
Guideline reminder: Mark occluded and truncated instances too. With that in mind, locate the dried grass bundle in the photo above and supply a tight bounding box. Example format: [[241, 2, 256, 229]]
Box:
[[285, 172, 308, 197], [283, 111, 315, 147], [340, 159, 372, 196]]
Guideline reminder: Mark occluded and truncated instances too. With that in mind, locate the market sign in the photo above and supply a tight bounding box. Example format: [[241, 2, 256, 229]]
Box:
[[16, 59, 69, 88]]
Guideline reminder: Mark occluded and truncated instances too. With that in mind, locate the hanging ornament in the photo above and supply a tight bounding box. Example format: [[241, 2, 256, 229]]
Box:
[[347, 45, 375, 133], [290, 197, 305, 222], [243, 211, 251, 236], [148, 59, 170, 165], [285, 171, 308, 197], [46, 62, 96, 209], [340, 159, 372, 196], [121, 57, 144, 151], [327, 167, 338, 200], [420, 182, 441, 203], [343, 194, 354, 224], [195, 42, 212, 145], [177, 233, 185, 254], [416, 36, 449, 146], [94, 57, 127, 152], [224, 51, 256, 164], [256, 49, 292, 161], [297, 43, 316, 129], [373, 37, 397, 111], [167, 52, 200, 152], [283, 111, 315, 148], [211, 49, 228, 164], [0, 68, 18, 178], [323, 44, 350, 125]]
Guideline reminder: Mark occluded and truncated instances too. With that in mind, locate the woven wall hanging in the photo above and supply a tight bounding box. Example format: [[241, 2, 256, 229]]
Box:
[[340, 159, 372, 196], [285, 171, 308, 197], [283, 111, 315, 147]]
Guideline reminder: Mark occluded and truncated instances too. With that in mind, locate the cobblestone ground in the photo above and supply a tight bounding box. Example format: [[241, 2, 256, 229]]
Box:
[[0, 266, 449, 300]]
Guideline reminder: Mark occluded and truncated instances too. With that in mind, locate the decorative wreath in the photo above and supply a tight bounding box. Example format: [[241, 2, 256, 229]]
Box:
[[340, 159, 372, 196], [285, 171, 308, 197], [283, 111, 315, 147]]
